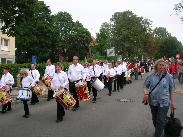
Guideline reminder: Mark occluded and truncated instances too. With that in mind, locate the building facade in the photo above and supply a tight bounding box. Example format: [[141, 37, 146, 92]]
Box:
[[0, 21, 15, 64]]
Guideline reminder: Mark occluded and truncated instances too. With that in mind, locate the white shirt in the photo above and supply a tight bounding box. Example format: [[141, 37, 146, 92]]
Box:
[[68, 63, 85, 81], [125, 69, 131, 77], [89, 64, 101, 77], [121, 64, 127, 73], [102, 64, 108, 74], [44, 64, 55, 78], [51, 71, 69, 91], [115, 65, 122, 75], [28, 69, 40, 86], [83, 67, 91, 81], [21, 76, 34, 88], [0, 72, 14, 91], [104, 68, 116, 77]]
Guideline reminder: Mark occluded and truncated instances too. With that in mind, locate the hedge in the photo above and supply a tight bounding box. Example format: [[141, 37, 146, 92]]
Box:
[[0, 62, 71, 85]]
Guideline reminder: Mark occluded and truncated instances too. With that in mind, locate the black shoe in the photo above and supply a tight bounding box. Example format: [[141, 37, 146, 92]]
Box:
[[118, 90, 120, 92], [56, 118, 63, 123], [7, 108, 12, 111], [113, 90, 116, 92], [72, 107, 77, 111], [1, 110, 7, 113], [47, 98, 51, 101], [92, 98, 96, 103], [35, 100, 39, 103], [108, 93, 111, 96], [22, 114, 29, 118]]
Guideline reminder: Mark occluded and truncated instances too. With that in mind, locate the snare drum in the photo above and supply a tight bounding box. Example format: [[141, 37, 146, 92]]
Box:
[[32, 85, 43, 95], [16, 88, 30, 101], [55, 89, 76, 109]]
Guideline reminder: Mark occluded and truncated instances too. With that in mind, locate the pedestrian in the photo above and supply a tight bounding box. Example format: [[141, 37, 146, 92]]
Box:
[[143, 59, 176, 137], [51, 62, 69, 123], [0, 67, 14, 113]]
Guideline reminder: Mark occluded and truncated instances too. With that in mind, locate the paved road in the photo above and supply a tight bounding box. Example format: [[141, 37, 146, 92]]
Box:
[[0, 76, 183, 137]]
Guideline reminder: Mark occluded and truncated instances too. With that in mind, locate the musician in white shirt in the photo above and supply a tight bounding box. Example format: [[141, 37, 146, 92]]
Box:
[[29, 64, 40, 105], [103, 60, 109, 87], [0, 67, 14, 113], [89, 59, 101, 103], [51, 62, 69, 123], [104, 63, 116, 96], [19, 69, 34, 118], [44, 59, 55, 101], [68, 56, 85, 111], [115, 61, 123, 91], [121, 61, 127, 88]]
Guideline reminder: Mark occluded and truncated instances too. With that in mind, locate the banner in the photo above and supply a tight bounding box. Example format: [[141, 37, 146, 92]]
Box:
[[107, 47, 115, 57]]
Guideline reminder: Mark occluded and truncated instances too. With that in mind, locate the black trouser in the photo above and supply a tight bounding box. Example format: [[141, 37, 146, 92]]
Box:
[[69, 81, 79, 108], [150, 105, 169, 137], [87, 81, 91, 94], [115, 75, 121, 91], [104, 76, 108, 87], [48, 89, 54, 99], [23, 100, 29, 115], [121, 72, 125, 88], [114, 77, 117, 91], [31, 92, 39, 103], [178, 73, 183, 83], [99, 74, 103, 81], [108, 77, 113, 94], [57, 101, 65, 120], [91, 78, 98, 100], [2, 101, 11, 111]]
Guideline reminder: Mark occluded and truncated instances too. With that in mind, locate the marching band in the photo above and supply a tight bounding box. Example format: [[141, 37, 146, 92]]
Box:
[[0, 56, 153, 122]]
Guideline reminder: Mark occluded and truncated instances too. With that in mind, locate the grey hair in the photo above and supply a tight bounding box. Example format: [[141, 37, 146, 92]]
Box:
[[154, 59, 165, 73]]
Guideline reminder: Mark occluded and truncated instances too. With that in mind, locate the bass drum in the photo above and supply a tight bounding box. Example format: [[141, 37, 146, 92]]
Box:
[[92, 78, 104, 91]]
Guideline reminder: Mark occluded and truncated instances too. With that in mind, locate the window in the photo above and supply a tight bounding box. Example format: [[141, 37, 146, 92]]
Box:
[[1, 58, 6, 64], [3, 38, 9, 46]]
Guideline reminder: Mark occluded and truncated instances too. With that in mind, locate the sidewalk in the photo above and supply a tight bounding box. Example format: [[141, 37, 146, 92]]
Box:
[[174, 79, 183, 95]]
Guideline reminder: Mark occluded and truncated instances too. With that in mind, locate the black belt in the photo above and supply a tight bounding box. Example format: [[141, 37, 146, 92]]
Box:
[[70, 79, 82, 83]]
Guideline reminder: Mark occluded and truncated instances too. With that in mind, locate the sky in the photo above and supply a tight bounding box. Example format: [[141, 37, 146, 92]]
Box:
[[43, 0, 183, 43]]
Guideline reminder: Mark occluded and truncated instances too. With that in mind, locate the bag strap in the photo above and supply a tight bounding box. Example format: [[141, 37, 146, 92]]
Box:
[[149, 73, 167, 95], [170, 108, 175, 118]]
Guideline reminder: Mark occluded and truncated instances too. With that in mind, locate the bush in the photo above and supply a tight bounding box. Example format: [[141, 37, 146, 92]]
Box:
[[0, 62, 71, 87]]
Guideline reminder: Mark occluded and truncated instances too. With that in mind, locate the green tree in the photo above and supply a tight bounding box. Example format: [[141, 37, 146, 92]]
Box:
[[153, 27, 171, 39], [110, 11, 152, 59], [95, 22, 111, 57], [158, 36, 183, 58], [53, 12, 91, 61], [0, 0, 37, 36], [15, 1, 58, 63]]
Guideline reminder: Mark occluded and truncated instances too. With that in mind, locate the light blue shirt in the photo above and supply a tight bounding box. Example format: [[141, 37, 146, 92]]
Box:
[[144, 72, 176, 107]]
